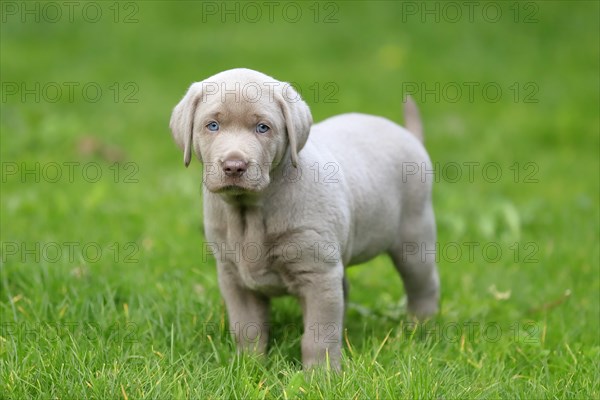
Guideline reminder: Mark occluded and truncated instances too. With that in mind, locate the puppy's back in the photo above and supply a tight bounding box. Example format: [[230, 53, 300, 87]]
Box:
[[306, 113, 433, 264]]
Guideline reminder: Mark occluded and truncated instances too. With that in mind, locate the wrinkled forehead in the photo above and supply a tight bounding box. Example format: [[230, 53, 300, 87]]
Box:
[[196, 79, 283, 122], [199, 77, 284, 102]]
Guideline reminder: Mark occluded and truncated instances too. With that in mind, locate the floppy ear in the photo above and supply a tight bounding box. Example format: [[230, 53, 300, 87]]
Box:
[[169, 82, 203, 167], [277, 85, 312, 168]]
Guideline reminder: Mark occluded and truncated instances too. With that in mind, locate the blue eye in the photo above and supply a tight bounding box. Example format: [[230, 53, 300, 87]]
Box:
[[207, 121, 219, 132], [256, 123, 270, 134]]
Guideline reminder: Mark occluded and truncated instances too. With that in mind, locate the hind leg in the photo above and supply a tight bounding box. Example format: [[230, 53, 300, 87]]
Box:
[[389, 206, 440, 319]]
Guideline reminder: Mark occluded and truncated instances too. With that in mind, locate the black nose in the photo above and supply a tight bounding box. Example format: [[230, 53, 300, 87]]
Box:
[[222, 159, 248, 177]]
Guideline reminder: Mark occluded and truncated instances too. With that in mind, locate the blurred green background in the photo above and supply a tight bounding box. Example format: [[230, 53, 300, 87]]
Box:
[[1, 1, 598, 398]]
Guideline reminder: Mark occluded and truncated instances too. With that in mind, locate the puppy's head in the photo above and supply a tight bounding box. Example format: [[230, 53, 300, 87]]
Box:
[[169, 68, 312, 195]]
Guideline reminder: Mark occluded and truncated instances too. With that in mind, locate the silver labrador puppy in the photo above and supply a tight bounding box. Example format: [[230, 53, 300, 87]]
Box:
[[169, 68, 439, 370]]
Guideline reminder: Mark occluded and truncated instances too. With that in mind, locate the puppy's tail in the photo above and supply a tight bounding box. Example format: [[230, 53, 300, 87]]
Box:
[[403, 95, 423, 143]]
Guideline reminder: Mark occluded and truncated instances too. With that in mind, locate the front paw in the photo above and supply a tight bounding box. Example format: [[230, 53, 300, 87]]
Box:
[[301, 337, 342, 371]]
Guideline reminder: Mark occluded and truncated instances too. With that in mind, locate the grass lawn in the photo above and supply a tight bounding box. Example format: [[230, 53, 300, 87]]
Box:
[[1, 1, 598, 398]]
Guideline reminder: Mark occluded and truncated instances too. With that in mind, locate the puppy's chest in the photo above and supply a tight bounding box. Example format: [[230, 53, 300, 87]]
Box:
[[216, 207, 291, 296]]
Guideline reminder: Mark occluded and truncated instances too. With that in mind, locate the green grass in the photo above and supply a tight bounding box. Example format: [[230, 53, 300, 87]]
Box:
[[1, 1, 598, 398]]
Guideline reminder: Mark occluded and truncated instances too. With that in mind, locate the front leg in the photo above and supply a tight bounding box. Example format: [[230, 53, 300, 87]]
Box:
[[298, 267, 345, 370], [217, 264, 270, 355]]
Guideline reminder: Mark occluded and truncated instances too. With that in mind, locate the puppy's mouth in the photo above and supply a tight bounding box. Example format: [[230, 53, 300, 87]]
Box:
[[205, 171, 269, 195], [207, 178, 266, 194], [215, 184, 255, 195]]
